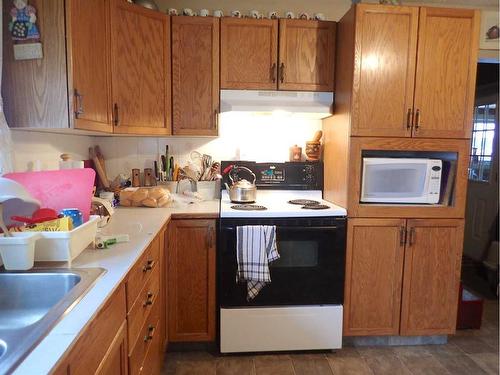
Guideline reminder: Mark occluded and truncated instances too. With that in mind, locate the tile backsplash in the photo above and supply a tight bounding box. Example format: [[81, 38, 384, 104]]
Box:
[[10, 114, 322, 180]]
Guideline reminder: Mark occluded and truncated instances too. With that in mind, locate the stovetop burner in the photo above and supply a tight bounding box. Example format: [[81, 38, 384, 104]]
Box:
[[301, 204, 330, 210], [288, 199, 321, 206], [231, 204, 268, 211]]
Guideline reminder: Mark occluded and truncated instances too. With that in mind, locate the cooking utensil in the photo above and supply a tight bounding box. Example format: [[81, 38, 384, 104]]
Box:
[[312, 130, 323, 142], [224, 166, 257, 203], [89, 147, 110, 189]]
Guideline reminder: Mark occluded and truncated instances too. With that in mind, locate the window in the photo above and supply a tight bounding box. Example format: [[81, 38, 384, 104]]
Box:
[[469, 103, 497, 182]]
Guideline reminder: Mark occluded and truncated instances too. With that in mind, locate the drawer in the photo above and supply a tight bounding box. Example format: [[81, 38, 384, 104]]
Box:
[[127, 236, 160, 311], [129, 301, 160, 375], [138, 317, 161, 375], [128, 264, 160, 352]]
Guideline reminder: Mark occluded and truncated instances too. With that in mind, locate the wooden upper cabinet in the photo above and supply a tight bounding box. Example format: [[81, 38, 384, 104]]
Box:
[[110, 0, 171, 135], [172, 17, 219, 136], [400, 219, 464, 335], [412, 8, 479, 139], [351, 5, 418, 137], [278, 20, 335, 91], [221, 18, 278, 90], [168, 219, 216, 342], [344, 218, 406, 336], [68, 0, 112, 133]]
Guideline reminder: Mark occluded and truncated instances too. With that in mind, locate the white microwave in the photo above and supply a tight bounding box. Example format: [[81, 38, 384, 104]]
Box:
[[361, 158, 442, 204]]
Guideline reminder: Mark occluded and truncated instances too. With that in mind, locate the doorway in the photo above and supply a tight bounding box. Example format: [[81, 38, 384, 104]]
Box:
[[463, 62, 499, 297]]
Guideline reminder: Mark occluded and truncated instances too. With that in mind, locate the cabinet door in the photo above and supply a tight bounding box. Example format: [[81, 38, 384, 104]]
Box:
[[344, 218, 406, 336], [413, 8, 479, 139], [168, 220, 216, 342], [110, 1, 171, 135], [401, 219, 464, 335], [95, 321, 128, 375], [221, 18, 278, 90], [351, 4, 418, 137], [172, 17, 219, 136], [278, 20, 335, 92], [68, 0, 112, 133]]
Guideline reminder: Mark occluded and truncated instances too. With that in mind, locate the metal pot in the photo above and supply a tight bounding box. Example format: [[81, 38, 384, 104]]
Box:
[[224, 166, 257, 203]]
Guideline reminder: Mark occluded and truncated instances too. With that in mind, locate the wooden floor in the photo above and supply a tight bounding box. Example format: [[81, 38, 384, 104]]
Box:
[[162, 300, 499, 375]]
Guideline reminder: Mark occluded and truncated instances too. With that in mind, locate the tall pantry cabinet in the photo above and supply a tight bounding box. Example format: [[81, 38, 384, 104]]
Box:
[[323, 4, 480, 337]]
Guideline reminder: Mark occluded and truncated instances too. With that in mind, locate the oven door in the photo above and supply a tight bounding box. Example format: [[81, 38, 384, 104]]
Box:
[[218, 219, 346, 307]]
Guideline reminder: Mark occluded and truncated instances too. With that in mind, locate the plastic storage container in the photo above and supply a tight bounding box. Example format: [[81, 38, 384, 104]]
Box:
[[456, 283, 484, 330], [34, 215, 99, 266], [0, 232, 42, 270]]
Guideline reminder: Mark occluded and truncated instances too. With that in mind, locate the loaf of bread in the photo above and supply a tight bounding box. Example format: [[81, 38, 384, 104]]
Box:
[[119, 187, 172, 208]]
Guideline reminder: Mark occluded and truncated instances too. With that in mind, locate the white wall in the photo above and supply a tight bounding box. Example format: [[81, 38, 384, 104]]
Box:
[[10, 131, 94, 172], [95, 113, 322, 179]]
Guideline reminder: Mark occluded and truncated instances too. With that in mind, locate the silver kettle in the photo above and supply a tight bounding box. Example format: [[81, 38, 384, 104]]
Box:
[[224, 166, 257, 203]]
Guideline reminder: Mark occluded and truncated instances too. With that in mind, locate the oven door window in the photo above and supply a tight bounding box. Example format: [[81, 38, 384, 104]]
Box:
[[272, 240, 318, 268], [219, 224, 345, 307]]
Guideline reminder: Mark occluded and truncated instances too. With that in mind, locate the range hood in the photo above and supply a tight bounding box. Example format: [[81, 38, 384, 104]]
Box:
[[220, 90, 333, 119]]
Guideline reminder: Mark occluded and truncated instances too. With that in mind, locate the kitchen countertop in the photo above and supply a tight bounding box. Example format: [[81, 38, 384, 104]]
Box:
[[12, 199, 219, 375]]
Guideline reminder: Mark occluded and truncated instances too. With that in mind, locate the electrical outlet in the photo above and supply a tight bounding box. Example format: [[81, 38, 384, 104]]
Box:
[[13, 43, 43, 60]]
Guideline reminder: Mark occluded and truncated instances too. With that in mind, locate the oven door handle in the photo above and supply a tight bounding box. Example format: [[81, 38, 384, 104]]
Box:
[[221, 226, 338, 232]]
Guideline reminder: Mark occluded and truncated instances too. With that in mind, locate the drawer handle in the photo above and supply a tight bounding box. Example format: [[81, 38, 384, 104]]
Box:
[[144, 324, 155, 342], [143, 291, 154, 307], [142, 259, 155, 272]]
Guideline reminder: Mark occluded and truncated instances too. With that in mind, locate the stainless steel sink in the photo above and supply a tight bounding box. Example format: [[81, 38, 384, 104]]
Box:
[[0, 268, 105, 374]]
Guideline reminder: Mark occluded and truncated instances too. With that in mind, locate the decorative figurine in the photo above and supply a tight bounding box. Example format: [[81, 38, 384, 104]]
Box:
[[9, 0, 40, 41]]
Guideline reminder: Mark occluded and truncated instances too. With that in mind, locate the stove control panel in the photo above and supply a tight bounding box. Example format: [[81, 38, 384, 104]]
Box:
[[260, 165, 285, 183], [221, 161, 323, 190]]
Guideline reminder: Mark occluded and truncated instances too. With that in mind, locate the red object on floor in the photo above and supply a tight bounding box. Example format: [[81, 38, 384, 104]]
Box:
[[457, 283, 484, 329]]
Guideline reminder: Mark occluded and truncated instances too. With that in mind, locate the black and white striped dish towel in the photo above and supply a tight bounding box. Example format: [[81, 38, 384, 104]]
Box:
[[236, 225, 279, 301]]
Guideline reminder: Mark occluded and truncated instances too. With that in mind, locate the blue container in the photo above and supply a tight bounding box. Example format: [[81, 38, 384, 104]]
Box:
[[60, 208, 83, 228]]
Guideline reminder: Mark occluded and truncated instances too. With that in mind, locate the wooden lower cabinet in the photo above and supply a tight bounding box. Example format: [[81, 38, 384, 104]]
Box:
[[168, 219, 216, 342], [51, 228, 167, 375], [400, 219, 464, 335], [95, 321, 128, 375], [344, 219, 406, 336], [344, 218, 464, 337]]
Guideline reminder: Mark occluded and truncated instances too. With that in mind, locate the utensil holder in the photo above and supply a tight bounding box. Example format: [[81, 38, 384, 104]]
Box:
[[0, 232, 41, 270]]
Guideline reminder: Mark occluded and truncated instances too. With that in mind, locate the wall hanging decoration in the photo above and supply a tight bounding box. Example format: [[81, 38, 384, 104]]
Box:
[[8, 0, 43, 60], [480, 11, 499, 50]]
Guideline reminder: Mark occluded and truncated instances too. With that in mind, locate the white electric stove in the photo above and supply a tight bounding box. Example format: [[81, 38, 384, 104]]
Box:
[[218, 161, 347, 354], [220, 189, 347, 218]]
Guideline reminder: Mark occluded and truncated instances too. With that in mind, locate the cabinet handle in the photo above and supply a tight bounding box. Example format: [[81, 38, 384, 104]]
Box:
[[406, 108, 412, 130], [279, 63, 285, 83], [74, 89, 84, 118], [142, 259, 155, 272], [144, 324, 155, 342], [271, 63, 277, 83], [399, 226, 406, 246], [409, 227, 415, 246], [113, 103, 119, 126], [214, 109, 219, 132], [414, 109, 420, 131], [143, 291, 154, 307]]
